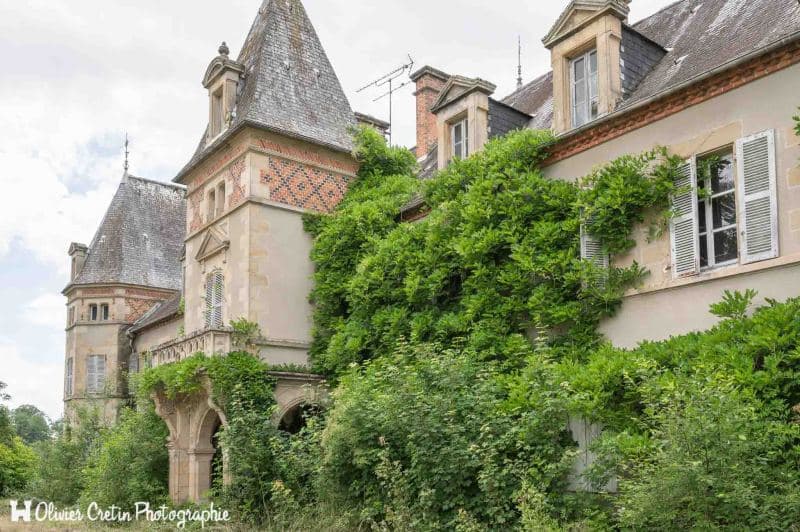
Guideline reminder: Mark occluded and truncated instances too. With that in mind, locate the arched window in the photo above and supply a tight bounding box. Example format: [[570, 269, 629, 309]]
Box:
[[205, 270, 224, 328]]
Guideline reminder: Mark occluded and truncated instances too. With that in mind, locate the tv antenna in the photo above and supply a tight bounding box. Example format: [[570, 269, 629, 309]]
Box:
[[517, 36, 523, 88], [357, 55, 415, 145]]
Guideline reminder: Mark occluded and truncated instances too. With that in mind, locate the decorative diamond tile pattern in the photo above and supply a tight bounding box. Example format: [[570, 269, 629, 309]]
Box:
[[261, 157, 350, 213]]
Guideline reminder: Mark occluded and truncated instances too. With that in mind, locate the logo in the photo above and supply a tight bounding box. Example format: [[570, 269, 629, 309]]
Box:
[[9, 500, 32, 522]]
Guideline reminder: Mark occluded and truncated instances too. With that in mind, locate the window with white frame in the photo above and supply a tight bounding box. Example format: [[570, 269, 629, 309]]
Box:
[[450, 118, 469, 161], [205, 270, 224, 328], [86, 354, 106, 395], [101, 303, 110, 321], [65, 358, 73, 397], [670, 130, 779, 278], [697, 150, 738, 269], [570, 49, 598, 128], [89, 304, 98, 321]]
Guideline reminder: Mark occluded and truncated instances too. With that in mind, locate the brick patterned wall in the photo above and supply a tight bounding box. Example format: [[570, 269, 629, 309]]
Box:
[[545, 41, 800, 165], [260, 156, 351, 213], [228, 157, 247, 209], [125, 298, 159, 323]]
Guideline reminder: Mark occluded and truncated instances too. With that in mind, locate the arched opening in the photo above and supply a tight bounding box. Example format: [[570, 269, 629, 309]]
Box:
[[278, 403, 319, 434], [209, 418, 224, 494]]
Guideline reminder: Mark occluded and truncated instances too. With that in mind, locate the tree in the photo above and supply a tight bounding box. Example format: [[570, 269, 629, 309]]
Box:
[[13, 405, 51, 444], [0, 381, 14, 446]]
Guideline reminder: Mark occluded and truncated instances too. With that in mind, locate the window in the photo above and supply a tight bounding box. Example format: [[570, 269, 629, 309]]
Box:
[[205, 270, 224, 328], [101, 304, 109, 321], [450, 119, 469, 161], [669, 130, 778, 278], [571, 49, 598, 128], [216, 182, 226, 217], [89, 304, 98, 321], [207, 188, 216, 222], [68, 307, 75, 326], [86, 355, 106, 395], [65, 358, 73, 397], [210, 88, 224, 137], [697, 151, 738, 269]]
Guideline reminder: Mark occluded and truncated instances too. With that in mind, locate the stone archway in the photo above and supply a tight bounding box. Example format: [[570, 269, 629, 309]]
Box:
[[153, 371, 327, 504], [152, 377, 229, 504]]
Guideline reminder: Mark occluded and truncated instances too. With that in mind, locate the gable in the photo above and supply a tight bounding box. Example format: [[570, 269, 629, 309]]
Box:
[[195, 227, 230, 262]]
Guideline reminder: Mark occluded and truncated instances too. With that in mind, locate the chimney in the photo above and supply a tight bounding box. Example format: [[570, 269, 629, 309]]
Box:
[[68, 242, 88, 282], [410, 66, 449, 158]]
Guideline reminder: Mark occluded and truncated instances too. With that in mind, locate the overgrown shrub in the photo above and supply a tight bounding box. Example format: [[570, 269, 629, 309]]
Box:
[[80, 406, 169, 510], [320, 341, 573, 529], [27, 407, 103, 504], [0, 436, 36, 496]]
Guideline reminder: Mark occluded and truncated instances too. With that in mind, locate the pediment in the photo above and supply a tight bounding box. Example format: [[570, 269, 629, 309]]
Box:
[[202, 57, 245, 89], [543, 0, 630, 48], [430, 76, 497, 114], [195, 228, 230, 262]]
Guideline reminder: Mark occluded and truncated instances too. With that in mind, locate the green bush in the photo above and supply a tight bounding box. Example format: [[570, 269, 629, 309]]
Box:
[[320, 341, 573, 529], [618, 385, 800, 530], [27, 407, 103, 504], [0, 436, 36, 496], [80, 406, 169, 510]]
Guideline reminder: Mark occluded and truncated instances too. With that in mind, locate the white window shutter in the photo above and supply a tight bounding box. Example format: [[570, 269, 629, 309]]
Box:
[[580, 217, 609, 269], [736, 130, 778, 264], [670, 160, 700, 278]]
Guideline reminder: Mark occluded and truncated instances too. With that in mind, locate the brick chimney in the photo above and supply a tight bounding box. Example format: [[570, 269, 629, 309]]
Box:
[[410, 66, 449, 158]]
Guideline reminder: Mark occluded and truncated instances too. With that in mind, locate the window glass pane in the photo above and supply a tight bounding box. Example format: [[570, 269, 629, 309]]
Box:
[[712, 193, 736, 228], [589, 99, 598, 120], [575, 77, 587, 104], [588, 73, 598, 100], [697, 200, 707, 234], [589, 51, 597, 74], [699, 234, 708, 268], [711, 155, 734, 193], [573, 57, 585, 81], [713, 228, 738, 264], [453, 123, 462, 145]]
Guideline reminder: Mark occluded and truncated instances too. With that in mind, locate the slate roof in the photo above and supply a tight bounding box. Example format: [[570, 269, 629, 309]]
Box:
[[68, 176, 186, 291], [177, 0, 357, 181], [129, 291, 183, 334], [502, 0, 800, 127]]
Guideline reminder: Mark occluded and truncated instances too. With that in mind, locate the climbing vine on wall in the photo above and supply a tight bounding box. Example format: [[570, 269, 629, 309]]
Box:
[[306, 127, 681, 376]]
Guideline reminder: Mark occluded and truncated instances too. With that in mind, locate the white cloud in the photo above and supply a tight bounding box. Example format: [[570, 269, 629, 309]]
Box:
[[0, 342, 63, 421], [24, 294, 66, 330]]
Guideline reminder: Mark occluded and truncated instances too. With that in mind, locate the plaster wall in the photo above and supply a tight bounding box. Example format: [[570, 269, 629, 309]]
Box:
[[543, 64, 800, 347]]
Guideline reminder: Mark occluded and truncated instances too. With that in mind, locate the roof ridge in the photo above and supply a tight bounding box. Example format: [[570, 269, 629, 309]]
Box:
[[127, 174, 187, 191]]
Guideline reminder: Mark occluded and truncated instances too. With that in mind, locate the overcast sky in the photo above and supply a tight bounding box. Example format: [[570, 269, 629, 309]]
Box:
[[0, 0, 677, 420]]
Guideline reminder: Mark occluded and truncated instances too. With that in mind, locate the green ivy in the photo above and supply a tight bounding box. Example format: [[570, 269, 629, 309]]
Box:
[[307, 127, 678, 376], [793, 108, 799, 137], [136, 351, 275, 415]]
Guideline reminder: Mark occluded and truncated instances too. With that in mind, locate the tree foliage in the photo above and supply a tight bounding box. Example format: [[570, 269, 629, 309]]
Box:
[[307, 128, 679, 377], [12, 404, 51, 444]]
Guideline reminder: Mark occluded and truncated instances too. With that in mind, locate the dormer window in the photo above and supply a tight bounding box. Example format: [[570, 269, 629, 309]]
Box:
[[571, 49, 598, 128], [451, 118, 469, 160]]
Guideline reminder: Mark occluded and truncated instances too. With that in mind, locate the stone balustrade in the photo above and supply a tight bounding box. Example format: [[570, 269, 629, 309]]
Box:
[[149, 328, 232, 368]]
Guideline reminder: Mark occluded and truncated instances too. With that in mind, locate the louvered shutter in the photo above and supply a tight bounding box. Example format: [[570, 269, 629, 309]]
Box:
[[669, 160, 699, 277], [205, 273, 214, 328], [736, 130, 778, 264], [580, 216, 609, 269], [212, 271, 224, 328]]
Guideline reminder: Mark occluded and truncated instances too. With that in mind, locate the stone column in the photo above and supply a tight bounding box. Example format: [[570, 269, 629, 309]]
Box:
[[168, 441, 191, 504], [188, 448, 216, 502]]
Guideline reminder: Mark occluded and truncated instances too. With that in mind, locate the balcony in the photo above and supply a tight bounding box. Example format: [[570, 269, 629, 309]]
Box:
[[149, 328, 232, 368]]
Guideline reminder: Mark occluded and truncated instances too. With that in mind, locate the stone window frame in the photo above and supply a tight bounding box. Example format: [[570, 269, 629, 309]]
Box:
[[207, 187, 217, 223], [210, 86, 224, 138], [216, 181, 226, 217]]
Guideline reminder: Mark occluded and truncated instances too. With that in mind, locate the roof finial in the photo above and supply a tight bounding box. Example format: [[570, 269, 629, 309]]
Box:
[[517, 36, 523, 88], [218, 41, 230, 57], [123, 133, 130, 176]]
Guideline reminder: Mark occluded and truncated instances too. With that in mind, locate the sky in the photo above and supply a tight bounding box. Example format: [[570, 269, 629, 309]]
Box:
[[0, 0, 678, 421]]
